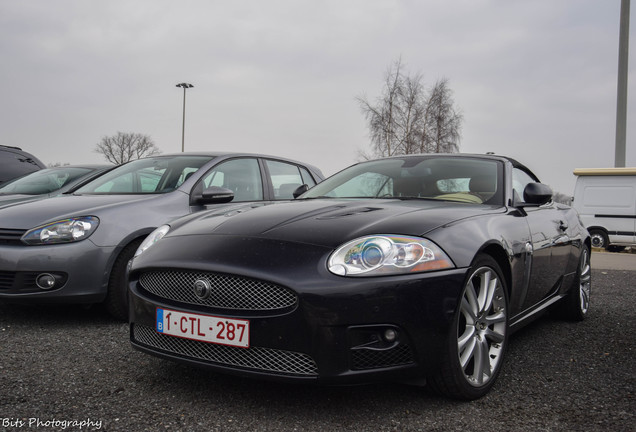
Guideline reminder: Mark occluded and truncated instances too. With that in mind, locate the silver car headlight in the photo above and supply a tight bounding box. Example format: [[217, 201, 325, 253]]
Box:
[[328, 235, 454, 276], [134, 224, 170, 258], [21, 216, 99, 245]]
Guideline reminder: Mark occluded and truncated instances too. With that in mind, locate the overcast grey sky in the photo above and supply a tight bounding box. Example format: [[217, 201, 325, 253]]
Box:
[[1, 0, 633, 194]]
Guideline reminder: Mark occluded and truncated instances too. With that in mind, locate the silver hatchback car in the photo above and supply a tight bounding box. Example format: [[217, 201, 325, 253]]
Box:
[[0, 152, 323, 319]]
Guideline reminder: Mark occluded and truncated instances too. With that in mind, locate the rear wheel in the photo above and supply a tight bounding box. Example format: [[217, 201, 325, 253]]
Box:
[[429, 255, 509, 400], [104, 239, 143, 321], [557, 246, 591, 321], [589, 229, 608, 250]]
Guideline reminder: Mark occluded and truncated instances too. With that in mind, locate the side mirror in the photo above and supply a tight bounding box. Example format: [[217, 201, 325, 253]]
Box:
[[292, 184, 309, 199], [199, 186, 234, 204], [523, 182, 552, 205]]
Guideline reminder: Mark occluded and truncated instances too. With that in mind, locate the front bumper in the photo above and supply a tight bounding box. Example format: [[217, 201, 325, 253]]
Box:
[[128, 235, 468, 385], [0, 240, 116, 303]]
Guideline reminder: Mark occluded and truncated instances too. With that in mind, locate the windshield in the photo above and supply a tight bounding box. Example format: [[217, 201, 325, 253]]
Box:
[[74, 156, 214, 195], [302, 156, 504, 205], [0, 167, 93, 195]]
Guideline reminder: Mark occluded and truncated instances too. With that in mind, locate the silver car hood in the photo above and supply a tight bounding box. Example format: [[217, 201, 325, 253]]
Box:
[[0, 194, 163, 229]]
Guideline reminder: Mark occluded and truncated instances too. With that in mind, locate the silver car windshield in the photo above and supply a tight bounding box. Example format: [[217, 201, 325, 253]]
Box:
[[74, 156, 214, 195], [0, 167, 93, 195], [302, 156, 504, 205]]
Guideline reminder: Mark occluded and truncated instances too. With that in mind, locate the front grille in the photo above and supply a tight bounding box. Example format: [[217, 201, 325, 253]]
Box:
[[132, 324, 318, 376], [139, 270, 297, 311], [351, 345, 414, 370], [0, 228, 26, 246]]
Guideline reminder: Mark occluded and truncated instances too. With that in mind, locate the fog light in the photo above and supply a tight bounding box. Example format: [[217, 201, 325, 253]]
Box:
[[36, 273, 57, 290], [383, 328, 397, 342]]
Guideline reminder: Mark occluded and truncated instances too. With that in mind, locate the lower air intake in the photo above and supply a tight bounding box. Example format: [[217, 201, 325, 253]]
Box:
[[132, 324, 318, 376]]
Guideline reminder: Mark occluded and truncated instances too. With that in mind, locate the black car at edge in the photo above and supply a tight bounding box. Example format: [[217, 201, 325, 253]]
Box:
[[0, 145, 45, 185]]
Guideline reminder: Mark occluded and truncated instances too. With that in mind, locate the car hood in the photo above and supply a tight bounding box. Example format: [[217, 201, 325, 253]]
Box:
[[0, 194, 44, 209], [0, 193, 164, 229], [169, 198, 506, 248]]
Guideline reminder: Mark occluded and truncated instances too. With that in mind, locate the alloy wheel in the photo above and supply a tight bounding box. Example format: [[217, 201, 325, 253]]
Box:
[[457, 266, 507, 387], [578, 248, 591, 314]]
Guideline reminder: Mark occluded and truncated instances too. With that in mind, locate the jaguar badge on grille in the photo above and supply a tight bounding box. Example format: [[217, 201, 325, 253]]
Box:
[[193, 279, 212, 300]]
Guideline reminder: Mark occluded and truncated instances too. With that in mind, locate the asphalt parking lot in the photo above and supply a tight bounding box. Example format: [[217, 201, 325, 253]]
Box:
[[0, 253, 634, 432]]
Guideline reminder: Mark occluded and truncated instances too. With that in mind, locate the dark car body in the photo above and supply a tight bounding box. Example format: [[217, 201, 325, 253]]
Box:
[[0, 164, 111, 208], [0, 152, 323, 320], [0, 145, 46, 185], [128, 154, 591, 400]]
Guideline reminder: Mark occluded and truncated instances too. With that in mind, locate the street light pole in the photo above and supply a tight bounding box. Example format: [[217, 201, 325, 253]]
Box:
[[615, 0, 630, 167], [176, 83, 194, 152]]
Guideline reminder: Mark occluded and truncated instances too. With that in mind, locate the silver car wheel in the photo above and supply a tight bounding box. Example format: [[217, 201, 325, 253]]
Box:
[[578, 248, 591, 314], [457, 265, 507, 387]]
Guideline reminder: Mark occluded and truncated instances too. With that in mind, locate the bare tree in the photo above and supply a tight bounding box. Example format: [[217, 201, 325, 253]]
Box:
[[357, 59, 462, 158], [419, 79, 462, 154], [95, 132, 161, 164]]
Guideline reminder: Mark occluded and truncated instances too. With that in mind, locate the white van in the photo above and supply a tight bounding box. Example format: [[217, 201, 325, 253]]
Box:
[[572, 167, 636, 251]]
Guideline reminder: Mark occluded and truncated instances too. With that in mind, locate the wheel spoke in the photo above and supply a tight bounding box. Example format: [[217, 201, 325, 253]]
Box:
[[458, 326, 475, 351], [460, 296, 477, 324], [484, 326, 505, 344], [581, 262, 591, 276], [465, 282, 479, 317], [480, 338, 493, 380], [580, 279, 590, 310], [581, 251, 591, 278], [485, 279, 498, 313], [581, 272, 591, 285], [484, 310, 506, 326], [459, 336, 476, 369], [580, 289, 589, 310], [477, 271, 491, 313], [472, 338, 490, 384]]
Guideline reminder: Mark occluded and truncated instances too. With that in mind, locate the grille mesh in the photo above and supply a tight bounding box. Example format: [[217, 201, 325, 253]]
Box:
[[133, 324, 318, 376], [351, 345, 414, 370], [139, 270, 297, 311]]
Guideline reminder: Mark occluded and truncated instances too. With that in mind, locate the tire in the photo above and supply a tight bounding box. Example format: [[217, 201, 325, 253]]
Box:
[[429, 254, 509, 400], [589, 229, 608, 250], [557, 246, 591, 321], [104, 239, 143, 321]]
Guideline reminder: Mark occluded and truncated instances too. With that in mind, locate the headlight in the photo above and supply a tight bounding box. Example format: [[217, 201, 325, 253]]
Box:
[[134, 224, 170, 258], [21, 216, 99, 245], [328, 235, 454, 276]]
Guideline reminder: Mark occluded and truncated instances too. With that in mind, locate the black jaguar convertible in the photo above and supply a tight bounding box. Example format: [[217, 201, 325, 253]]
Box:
[[128, 153, 591, 400]]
